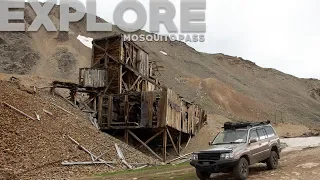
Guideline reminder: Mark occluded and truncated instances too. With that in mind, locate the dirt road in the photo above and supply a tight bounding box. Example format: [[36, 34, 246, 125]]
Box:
[[87, 147, 320, 180]]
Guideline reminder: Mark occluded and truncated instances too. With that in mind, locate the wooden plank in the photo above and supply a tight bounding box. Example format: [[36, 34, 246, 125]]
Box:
[[43, 109, 53, 116], [67, 136, 114, 168], [115, 143, 133, 169], [163, 128, 167, 162], [51, 103, 74, 116], [3, 102, 35, 120], [166, 128, 179, 156], [127, 130, 162, 161], [62, 161, 117, 166]]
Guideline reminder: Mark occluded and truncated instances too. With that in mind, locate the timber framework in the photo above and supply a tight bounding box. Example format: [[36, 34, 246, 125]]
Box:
[[52, 34, 207, 162]]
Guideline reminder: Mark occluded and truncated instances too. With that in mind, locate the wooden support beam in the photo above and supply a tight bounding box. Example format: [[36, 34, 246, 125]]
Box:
[[163, 127, 167, 162], [62, 161, 117, 166], [115, 144, 133, 169], [107, 96, 113, 128], [178, 131, 182, 154], [124, 129, 129, 144], [98, 96, 103, 126], [51, 103, 74, 116], [104, 52, 161, 88], [67, 136, 114, 168], [127, 130, 162, 161], [53, 90, 78, 109], [184, 135, 192, 150], [3, 102, 35, 120], [124, 95, 129, 124], [166, 128, 179, 156], [122, 81, 129, 92], [129, 76, 141, 91], [137, 129, 164, 149]]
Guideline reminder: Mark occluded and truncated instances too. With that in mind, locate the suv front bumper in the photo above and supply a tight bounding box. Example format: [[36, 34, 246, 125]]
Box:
[[190, 159, 238, 173]]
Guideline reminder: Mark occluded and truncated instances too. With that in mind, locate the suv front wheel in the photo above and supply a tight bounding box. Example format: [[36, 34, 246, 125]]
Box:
[[233, 157, 249, 180], [196, 169, 211, 180], [266, 151, 279, 170]]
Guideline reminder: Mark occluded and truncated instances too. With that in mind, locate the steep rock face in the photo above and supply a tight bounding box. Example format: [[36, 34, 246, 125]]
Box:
[[1, 3, 319, 126]]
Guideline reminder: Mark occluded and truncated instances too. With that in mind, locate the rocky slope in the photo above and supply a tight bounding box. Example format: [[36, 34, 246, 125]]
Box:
[[1, 3, 319, 126], [0, 80, 158, 180]]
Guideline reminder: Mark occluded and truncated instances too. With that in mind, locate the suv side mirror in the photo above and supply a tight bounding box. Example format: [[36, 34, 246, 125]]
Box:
[[249, 138, 258, 144]]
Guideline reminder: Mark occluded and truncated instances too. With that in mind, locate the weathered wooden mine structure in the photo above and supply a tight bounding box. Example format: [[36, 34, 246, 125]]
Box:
[[52, 34, 207, 161]]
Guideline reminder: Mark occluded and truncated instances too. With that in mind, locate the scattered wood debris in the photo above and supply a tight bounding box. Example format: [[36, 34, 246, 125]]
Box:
[[66, 135, 115, 168], [43, 109, 53, 116], [34, 112, 41, 121], [2, 102, 36, 120], [51, 102, 74, 116], [115, 143, 133, 169]]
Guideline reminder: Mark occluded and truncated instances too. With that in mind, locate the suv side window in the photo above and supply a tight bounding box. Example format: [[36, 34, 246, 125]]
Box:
[[257, 128, 267, 140], [249, 129, 258, 140], [265, 126, 275, 137]]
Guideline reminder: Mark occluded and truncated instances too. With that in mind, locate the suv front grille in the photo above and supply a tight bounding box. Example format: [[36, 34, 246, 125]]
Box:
[[198, 153, 221, 161]]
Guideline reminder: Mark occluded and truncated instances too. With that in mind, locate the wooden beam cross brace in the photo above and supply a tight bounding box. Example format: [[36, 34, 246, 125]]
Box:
[[127, 130, 162, 161], [166, 128, 179, 156], [137, 129, 165, 149]]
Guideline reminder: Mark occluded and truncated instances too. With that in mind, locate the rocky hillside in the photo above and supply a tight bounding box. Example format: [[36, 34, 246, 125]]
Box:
[[1, 3, 320, 127]]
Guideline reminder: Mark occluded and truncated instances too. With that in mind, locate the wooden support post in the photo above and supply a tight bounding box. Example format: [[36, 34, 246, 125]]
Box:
[[93, 97, 97, 112], [184, 135, 192, 150], [127, 130, 162, 161], [166, 128, 179, 156], [108, 95, 113, 128], [124, 95, 129, 125], [124, 129, 129, 144], [98, 96, 103, 126], [163, 127, 167, 162], [137, 129, 164, 149], [119, 65, 123, 94], [178, 131, 182, 155]]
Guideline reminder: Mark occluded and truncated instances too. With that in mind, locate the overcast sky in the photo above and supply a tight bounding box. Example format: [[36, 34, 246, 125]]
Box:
[[57, 0, 320, 79]]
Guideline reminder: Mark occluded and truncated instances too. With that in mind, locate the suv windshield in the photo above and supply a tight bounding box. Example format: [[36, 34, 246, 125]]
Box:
[[212, 129, 248, 145]]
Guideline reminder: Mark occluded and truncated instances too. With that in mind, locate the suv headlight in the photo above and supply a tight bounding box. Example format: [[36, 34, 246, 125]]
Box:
[[191, 154, 198, 160], [220, 153, 234, 160]]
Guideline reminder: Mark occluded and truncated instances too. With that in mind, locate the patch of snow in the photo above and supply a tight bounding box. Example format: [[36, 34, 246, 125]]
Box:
[[160, 51, 168, 56], [77, 35, 93, 49], [281, 137, 320, 152]]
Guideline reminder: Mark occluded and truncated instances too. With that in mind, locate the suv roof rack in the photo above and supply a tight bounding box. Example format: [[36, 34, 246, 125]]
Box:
[[223, 121, 271, 130]]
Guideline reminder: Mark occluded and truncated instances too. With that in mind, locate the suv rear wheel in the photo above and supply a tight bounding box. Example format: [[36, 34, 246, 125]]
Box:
[[196, 169, 211, 180], [233, 157, 249, 180], [266, 151, 278, 170]]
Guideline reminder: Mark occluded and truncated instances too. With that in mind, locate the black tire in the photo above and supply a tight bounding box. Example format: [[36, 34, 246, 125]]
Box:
[[233, 157, 249, 180], [196, 169, 211, 180], [266, 151, 279, 170]]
